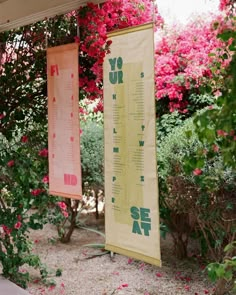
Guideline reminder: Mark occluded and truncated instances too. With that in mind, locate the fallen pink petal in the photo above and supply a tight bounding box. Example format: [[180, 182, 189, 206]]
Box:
[[127, 258, 133, 264], [60, 282, 65, 288], [48, 285, 56, 291], [184, 285, 190, 291], [156, 272, 163, 277], [122, 284, 129, 288]]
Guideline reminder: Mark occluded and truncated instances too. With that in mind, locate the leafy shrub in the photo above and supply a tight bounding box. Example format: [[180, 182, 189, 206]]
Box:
[[207, 242, 236, 295], [80, 121, 104, 188], [157, 117, 202, 180], [79, 98, 104, 124], [186, 93, 216, 115], [157, 111, 185, 141], [158, 117, 236, 261], [157, 118, 203, 258]]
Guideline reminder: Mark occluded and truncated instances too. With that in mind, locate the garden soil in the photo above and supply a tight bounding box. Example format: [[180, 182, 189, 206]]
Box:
[[26, 214, 214, 295]]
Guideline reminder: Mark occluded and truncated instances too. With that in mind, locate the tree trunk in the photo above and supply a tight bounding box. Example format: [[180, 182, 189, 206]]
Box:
[[174, 235, 188, 259], [213, 278, 234, 295], [60, 200, 79, 243]]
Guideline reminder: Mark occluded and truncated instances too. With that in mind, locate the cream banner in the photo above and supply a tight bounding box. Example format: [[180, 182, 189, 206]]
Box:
[[104, 24, 161, 266], [47, 43, 82, 200]]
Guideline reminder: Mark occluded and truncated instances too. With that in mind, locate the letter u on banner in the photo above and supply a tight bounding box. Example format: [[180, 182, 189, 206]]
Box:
[[47, 43, 82, 200], [104, 23, 161, 266]]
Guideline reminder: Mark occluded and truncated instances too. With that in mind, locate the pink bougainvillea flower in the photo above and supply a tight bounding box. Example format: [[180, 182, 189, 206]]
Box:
[[31, 189, 44, 196], [2, 225, 12, 235], [214, 90, 222, 97], [38, 148, 48, 157], [62, 211, 69, 218], [80, 129, 83, 135], [202, 148, 208, 155], [34, 239, 39, 244], [0, 114, 5, 120], [7, 160, 15, 167], [217, 130, 228, 137], [57, 201, 67, 211], [193, 168, 203, 176], [42, 175, 49, 183], [106, 40, 112, 47], [74, 36, 80, 43], [213, 144, 219, 152], [17, 215, 22, 221], [219, 0, 233, 11], [93, 100, 103, 113], [21, 135, 28, 143], [14, 221, 22, 230]]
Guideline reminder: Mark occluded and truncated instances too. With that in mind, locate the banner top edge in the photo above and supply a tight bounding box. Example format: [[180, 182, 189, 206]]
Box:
[[47, 42, 79, 53], [107, 22, 154, 38]]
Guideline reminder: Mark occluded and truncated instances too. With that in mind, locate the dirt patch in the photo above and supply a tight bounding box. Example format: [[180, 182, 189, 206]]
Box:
[[26, 214, 214, 295]]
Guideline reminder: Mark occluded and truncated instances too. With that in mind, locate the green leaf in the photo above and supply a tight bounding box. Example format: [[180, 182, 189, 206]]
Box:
[[224, 270, 233, 281], [215, 265, 225, 278], [56, 268, 62, 277], [224, 241, 236, 253]]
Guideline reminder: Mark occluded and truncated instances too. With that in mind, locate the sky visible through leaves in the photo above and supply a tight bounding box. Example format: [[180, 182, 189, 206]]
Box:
[[157, 0, 219, 24]]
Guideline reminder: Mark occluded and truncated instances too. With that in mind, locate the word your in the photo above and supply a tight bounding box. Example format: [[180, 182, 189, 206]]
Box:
[[109, 57, 123, 84]]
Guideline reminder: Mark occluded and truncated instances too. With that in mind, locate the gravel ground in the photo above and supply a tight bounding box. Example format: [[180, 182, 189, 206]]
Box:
[[26, 215, 215, 295]]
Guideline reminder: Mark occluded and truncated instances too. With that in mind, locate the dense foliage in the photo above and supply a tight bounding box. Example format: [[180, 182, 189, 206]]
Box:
[[155, 17, 230, 114], [78, 0, 162, 111]]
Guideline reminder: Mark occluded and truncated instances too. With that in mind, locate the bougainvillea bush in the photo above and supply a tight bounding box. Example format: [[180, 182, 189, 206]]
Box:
[[0, 14, 79, 287], [0, 126, 59, 288], [77, 0, 163, 108], [154, 16, 231, 114]]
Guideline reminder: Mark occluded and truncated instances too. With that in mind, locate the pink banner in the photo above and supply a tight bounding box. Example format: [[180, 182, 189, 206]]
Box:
[[47, 43, 82, 199]]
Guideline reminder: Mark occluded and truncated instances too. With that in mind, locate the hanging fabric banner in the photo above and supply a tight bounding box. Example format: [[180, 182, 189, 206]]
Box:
[[104, 23, 161, 266], [47, 43, 82, 200], [104, 24, 161, 266]]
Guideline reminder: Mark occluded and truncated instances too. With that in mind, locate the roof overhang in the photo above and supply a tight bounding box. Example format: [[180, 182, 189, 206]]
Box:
[[0, 0, 103, 32]]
